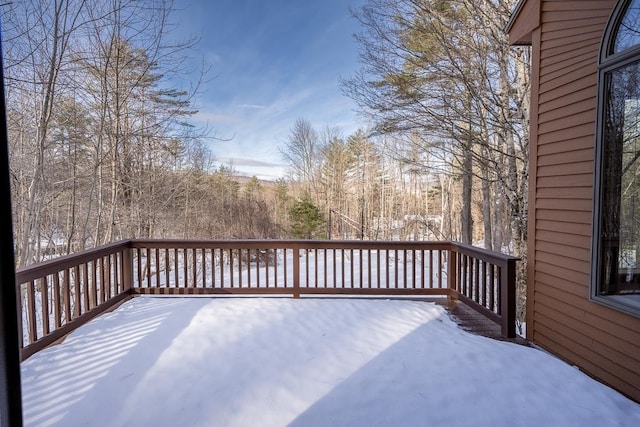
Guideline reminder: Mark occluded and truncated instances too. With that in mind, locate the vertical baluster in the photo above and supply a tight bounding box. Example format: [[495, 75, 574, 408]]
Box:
[[350, 249, 354, 288], [266, 248, 270, 288], [462, 255, 468, 297], [293, 246, 300, 298], [238, 249, 243, 289], [202, 249, 207, 288], [333, 249, 337, 288], [422, 250, 426, 289], [368, 249, 372, 289], [438, 250, 443, 289], [305, 249, 310, 287], [53, 272, 61, 328], [412, 249, 416, 289], [137, 248, 142, 289], [193, 248, 199, 289], [271, 249, 276, 288], [40, 278, 49, 337], [27, 280, 36, 342], [255, 249, 260, 289], [283, 248, 288, 288], [314, 248, 318, 288], [106, 256, 113, 300], [82, 263, 89, 311], [229, 249, 234, 288], [323, 249, 327, 288], [73, 265, 81, 316], [341, 249, 345, 288], [386, 250, 390, 289], [91, 260, 98, 308], [474, 258, 480, 303], [481, 261, 488, 308], [490, 264, 496, 312], [181, 248, 187, 288], [359, 249, 363, 288], [63, 269, 71, 323], [394, 249, 399, 289], [117, 252, 123, 294], [164, 249, 170, 288], [211, 248, 216, 288], [219, 249, 225, 288], [377, 250, 381, 289]]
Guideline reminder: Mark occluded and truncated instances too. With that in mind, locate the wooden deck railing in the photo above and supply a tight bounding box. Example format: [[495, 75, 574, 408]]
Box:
[[16, 239, 519, 359]]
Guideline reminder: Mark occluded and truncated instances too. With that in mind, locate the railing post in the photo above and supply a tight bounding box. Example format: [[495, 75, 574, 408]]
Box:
[[293, 245, 300, 299], [122, 244, 133, 293], [500, 258, 517, 338], [447, 245, 458, 300]]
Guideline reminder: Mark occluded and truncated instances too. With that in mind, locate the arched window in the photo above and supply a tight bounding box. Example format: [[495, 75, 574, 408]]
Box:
[[593, 0, 640, 316]]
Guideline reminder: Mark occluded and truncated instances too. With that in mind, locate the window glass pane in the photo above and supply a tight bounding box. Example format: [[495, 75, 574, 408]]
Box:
[[613, 0, 640, 54], [600, 60, 640, 305]]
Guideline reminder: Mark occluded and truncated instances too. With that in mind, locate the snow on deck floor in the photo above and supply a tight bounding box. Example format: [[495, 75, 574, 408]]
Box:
[[21, 297, 640, 427]]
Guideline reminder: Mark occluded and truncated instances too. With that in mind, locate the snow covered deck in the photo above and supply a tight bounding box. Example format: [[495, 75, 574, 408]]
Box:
[[21, 297, 640, 426]]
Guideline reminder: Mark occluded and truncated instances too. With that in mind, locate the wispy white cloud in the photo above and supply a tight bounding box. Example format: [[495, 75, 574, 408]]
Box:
[[194, 111, 244, 125], [214, 157, 285, 168], [237, 104, 266, 110]]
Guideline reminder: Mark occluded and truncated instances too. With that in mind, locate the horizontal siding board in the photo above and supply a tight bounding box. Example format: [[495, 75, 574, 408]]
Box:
[[536, 239, 591, 260], [537, 137, 595, 155], [535, 267, 589, 291], [541, 27, 604, 46], [541, 16, 611, 33], [540, 71, 597, 103], [540, 37, 601, 63], [537, 218, 592, 236], [536, 186, 593, 199], [538, 123, 594, 145], [541, 1, 613, 12], [537, 161, 593, 177], [539, 112, 596, 136], [539, 71, 596, 101], [537, 174, 593, 188], [540, 50, 596, 77], [535, 208, 593, 223], [535, 197, 592, 211], [537, 148, 593, 166], [538, 92, 595, 119], [540, 42, 600, 69], [542, 9, 612, 23], [540, 50, 596, 80], [536, 229, 591, 248], [536, 249, 591, 274]]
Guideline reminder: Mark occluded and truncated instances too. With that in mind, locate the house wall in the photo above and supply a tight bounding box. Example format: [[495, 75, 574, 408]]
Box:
[[512, 0, 640, 401]]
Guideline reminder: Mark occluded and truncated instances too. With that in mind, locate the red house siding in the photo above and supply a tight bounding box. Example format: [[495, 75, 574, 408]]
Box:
[[509, 0, 640, 401]]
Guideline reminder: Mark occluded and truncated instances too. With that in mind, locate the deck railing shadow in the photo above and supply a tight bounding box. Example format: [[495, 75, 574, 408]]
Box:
[[15, 239, 519, 360], [20, 297, 200, 426]]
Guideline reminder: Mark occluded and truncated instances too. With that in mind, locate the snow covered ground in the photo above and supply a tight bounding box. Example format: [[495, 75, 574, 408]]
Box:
[[21, 297, 640, 426]]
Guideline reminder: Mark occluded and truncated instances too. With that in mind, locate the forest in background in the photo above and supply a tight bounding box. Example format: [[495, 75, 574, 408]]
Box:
[[2, 0, 529, 323]]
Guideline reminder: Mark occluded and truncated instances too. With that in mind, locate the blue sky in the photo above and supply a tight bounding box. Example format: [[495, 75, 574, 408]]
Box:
[[173, 0, 368, 179]]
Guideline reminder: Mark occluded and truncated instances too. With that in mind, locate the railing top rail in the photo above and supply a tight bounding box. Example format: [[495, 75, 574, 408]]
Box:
[[129, 239, 453, 250], [450, 242, 520, 266], [15, 240, 132, 284]]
